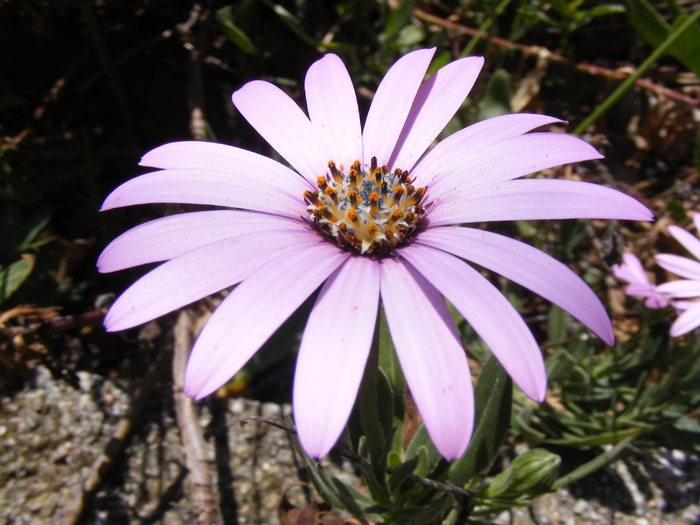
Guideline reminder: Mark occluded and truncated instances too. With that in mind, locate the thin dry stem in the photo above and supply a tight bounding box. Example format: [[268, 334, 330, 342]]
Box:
[[173, 311, 223, 525]]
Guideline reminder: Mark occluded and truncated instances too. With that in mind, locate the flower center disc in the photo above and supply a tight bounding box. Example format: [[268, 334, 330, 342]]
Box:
[[304, 157, 428, 257]]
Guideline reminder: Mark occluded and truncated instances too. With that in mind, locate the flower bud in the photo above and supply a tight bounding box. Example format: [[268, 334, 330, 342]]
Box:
[[478, 449, 560, 499], [507, 448, 560, 496]]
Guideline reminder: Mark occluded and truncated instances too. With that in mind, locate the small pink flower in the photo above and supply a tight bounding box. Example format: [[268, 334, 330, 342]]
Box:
[[655, 214, 700, 337], [99, 49, 651, 459], [612, 252, 670, 309]]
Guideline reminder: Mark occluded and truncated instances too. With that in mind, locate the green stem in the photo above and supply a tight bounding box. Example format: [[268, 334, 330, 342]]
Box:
[[574, 8, 700, 135], [358, 322, 390, 497], [551, 434, 637, 489], [459, 0, 514, 58]]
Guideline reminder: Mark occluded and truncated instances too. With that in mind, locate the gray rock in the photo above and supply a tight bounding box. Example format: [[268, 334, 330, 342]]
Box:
[[2, 366, 699, 524], [0, 366, 309, 524]]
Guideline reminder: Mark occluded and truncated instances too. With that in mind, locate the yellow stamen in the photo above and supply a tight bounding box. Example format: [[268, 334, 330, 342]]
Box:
[[305, 157, 428, 256]]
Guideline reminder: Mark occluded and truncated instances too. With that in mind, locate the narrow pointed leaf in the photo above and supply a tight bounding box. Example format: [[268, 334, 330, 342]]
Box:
[[448, 356, 512, 485]]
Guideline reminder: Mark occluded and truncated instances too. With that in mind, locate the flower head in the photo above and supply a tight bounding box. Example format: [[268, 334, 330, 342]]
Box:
[[99, 49, 652, 459], [612, 252, 670, 309], [654, 214, 700, 337]]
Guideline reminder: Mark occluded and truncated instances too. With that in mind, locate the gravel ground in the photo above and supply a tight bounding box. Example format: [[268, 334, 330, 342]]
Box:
[[1, 366, 698, 524]]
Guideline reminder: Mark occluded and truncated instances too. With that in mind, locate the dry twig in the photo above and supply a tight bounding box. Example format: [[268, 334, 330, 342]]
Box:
[[59, 343, 171, 525], [173, 311, 223, 525], [414, 8, 699, 106]]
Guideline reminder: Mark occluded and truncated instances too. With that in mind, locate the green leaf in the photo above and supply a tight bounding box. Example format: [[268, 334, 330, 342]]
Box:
[[586, 4, 626, 18], [477, 465, 517, 498], [545, 426, 641, 446], [669, 14, 700, 76], [412, 444, 431, 479], [624, 0, 700, 76], [477, 69, 512, 121], [396, 24, 425, 47], [624, 0, 668, 45], [260, 0, 351, 52], [673, 414, 700, 434], [0, 255, 35, 303], [378, 308, 405, 391], [0, 209, 52, 255], [547, 304, 569, 345], [328, 475, 378, 518], [384, 0, 415, 45], [552, 435, 636, 489], [215, 5, 256, 54], [481, 449, 560, 498], [377, 366, 396, 440], [358, 339, 390, 502], [448, 356, 513, 485], [388, 456, 418, 493], [292, 434, 377, 520], [405, 425, 442, 476], [406, 493, 456, 525], [294, 440, 356, 512]]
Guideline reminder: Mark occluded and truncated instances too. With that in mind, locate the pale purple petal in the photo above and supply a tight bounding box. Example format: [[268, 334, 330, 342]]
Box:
[[379, 257, 473, 460], [428, 179, 653, 226], [668, 225, 700, 261], [101, 169, 305, 218], [670, 302, 700, 336], [104, 229, 320, 332], [655, 254, 700, 281], [673, 300, 697, 311], [612, 253, 651, 286], [623, 284, 670, 308], [418, 226, 614, 345], [401, 244, 546, 401], [185, 243, 350, 400], [641, 291, 671, 309], [411, 114, 564, 186], [98, 210, 306, 273], [362, 48, 435, 167], [305, 54, 362, 169], [414, 133, 601, 194], [693, 213, 700, 233], [139, 141, 310, 190], [612, 253, 669, 308], [232, 80, 328, 183], [294, 257, 380, 458], [656, 280, 700, 298], [389, 56, 484, 170]]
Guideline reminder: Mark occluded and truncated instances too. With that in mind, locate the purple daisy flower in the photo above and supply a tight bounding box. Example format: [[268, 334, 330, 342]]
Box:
[[612, 252, 670, 309], [655, 214, 700, 337], [98, 49, 651, 460]]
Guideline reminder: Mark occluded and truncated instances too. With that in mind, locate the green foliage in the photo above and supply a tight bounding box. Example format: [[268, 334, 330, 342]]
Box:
[[474, 448, 560, 511], [509, 0, 625, 46], [0, 255, 35, 303], [476, 69, 512, 121], [384, 0, 417, 49], [215, 3, 257, 54], [624, 0, 700, 76], [448, 356, 513, 485], [0, 203, 52, 303], [517, 306, 700, 455]]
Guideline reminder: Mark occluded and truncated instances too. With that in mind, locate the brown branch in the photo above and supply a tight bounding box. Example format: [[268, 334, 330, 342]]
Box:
[[413, 8, 699, 106], [2, 76, 67, 149], [172, 311, 223, 525], [59, 342, 171, 525], [0, 307, 105, 335]]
